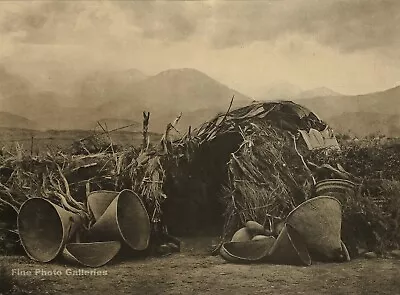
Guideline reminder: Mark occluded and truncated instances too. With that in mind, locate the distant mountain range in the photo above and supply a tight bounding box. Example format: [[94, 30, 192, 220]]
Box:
[[297, 86, 400, 137], [0, 66, 251, 133], [296, 87, 342, 99], [0, 64, 399, 137], [258, 82, 342, 101]]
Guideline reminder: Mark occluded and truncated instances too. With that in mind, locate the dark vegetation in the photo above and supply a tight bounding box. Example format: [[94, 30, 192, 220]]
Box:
[[310, 135, 400, 255]]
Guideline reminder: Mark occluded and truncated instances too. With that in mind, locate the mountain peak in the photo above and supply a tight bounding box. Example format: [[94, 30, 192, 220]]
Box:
[[154, 68, 211, 79], [258, 82, 302, 100], [297, 87, 342, 99]]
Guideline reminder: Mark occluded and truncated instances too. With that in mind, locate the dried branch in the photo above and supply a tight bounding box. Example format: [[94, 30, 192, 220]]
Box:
[[142, 111, 151, 151]]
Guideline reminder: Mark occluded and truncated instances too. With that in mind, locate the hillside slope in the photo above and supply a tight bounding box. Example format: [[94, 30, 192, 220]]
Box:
[[0, 112, 37, 129], [297, 86, 400, 137], [298, 86, 400, 118]]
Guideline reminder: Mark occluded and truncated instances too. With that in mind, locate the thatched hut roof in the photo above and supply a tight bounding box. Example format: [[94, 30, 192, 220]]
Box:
[[162, 100, 339, 236]]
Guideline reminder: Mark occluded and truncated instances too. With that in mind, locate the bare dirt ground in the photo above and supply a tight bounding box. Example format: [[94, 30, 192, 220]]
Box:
[[3, 237, 400, 295]]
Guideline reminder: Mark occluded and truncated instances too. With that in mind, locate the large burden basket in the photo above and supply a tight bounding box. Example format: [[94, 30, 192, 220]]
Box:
[[87, 191, 119, 221], [286, 196, 342, 261], [88, 189, 151, 251], [18, 198, 82, 262]]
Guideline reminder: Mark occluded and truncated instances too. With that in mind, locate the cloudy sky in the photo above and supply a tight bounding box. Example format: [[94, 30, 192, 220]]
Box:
[[1, 0, 399, 97]]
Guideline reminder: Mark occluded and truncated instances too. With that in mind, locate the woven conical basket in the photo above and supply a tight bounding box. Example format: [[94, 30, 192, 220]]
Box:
[[18, 198, 82, 262], [88, 190, 150, 251], [286, 196, 342, 260]]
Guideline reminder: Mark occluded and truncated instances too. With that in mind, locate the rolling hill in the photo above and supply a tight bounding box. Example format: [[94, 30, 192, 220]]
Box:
[[298, 86, 400, 118], [326, 112, 400, 138], [297, 86, 400, 137], [0, 111, 37, 129]]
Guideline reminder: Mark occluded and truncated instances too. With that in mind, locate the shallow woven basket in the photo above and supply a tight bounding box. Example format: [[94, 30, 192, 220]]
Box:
[[220, 237, 276, 263], [315, 179, 356, 203], [286, 196, 342, 260], [87, 191, 119, 221], [62, 241, 121, 268], [18, 198, 82, 262], [267, 223, 311, 266], [88, 189, 151, 251]]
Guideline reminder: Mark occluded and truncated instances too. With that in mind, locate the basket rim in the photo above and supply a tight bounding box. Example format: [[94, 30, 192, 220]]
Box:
[[63, 240, 121, 267], [284, 223, 312, 266], [316, 179, 357, 186], [115, 189, 150, 250], [220, 238, 276, 262], [87, 190, 120, 197], [65, 241, 121, 246], [286, 196, 342, 221]]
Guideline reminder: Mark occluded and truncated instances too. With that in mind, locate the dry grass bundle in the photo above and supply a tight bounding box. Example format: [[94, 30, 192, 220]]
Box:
[[133, 154, 166, 223]]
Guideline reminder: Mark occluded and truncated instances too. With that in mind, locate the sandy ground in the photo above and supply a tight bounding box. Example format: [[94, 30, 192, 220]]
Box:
[[3, 237, 400, 295]]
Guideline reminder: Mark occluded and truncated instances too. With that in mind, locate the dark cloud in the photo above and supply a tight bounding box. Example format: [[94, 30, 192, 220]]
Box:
[[1, 1, 399, 53], [207, 0, 400, 53], [110, 1, 202, 42], [0, 2, 112, 44], [294, 0, 400, 52], [112, 0, 400, 53]]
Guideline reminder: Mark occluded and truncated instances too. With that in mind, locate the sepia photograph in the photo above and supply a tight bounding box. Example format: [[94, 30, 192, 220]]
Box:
[[0, 0, 399, 294]]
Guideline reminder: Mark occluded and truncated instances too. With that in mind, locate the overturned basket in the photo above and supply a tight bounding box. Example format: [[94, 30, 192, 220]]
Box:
[[18, 198, 82, 262], [286, 196, 342, 261], [88, 189, 151, 251]]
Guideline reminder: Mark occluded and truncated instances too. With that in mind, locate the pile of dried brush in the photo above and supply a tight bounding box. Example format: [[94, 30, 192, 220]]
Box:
[[0, 113, 174, 254]]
